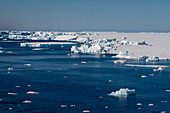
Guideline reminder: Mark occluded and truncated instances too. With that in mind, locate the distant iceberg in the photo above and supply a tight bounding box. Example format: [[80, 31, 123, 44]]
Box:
[[108, 88, 136, 97], [146, 56, 159, 62]]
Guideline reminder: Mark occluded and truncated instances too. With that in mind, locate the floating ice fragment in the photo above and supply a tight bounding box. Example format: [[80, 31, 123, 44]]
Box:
[[0, 99, 2, 101], [9, 107, 12, 110], [81, 61, 87, 64], [61, 105, 67, 107], [27, 84, 31, 87], [105, 106, 108, 109], [113, 60, 126, 64], [148, 104, 154, 106], [136, 103, 142, 106], [8, 92, 17, 95], [141, 75, 147, 78], [24, 64, 31, 66], [8, 67, 13, 71], [138, 108, 141, 110], [153, 67, 165, 72], [165, 90, 170, 92], [23, 100, 31, 104], [149, 74, 154, 76], [108, 88, 135, 97], [70, 104, 76, 107], [83, 110, 90, 113], [108, 80, 112, 82], [26, 91, 39, 95], [16, 86, 21, 88]]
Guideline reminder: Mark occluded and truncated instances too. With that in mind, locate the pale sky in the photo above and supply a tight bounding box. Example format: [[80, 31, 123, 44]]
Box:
[[0, 0, 170, 32]]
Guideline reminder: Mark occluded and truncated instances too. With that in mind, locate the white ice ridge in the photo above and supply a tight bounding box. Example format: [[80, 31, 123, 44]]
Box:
[[71, 37, 147, 54], [108, 88, 136, 97]]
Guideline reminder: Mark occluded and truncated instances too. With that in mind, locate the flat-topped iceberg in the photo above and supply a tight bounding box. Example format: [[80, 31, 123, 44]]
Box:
[[109, 88, 136, 97]]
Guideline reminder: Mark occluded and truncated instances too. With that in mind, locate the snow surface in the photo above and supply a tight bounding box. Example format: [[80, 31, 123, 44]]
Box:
[[78, 32, 170, 59]]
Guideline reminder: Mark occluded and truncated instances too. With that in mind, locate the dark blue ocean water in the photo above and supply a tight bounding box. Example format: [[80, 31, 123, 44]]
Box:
[[0, 43, 170, 113]]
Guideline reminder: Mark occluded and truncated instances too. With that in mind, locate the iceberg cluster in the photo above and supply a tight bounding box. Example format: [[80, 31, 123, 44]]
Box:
[[71, 38, 117, 54], [0, 30, 98, 41], [109, 88, 136, 97], [71, 37, 148, 54]]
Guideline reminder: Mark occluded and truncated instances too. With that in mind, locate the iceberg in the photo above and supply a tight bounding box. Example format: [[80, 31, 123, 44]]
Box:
[[108, 88, 136, 97], [153, 67, 165, 72], [146, 56, 159, 62], [113, 60, 126, 64]]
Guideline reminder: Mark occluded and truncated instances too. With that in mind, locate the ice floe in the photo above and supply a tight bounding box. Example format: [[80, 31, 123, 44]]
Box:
[[148, 104, 154, 106], [26, 91, 39, 95], [141, 75, 147, 78], [24, 64, 32, 66], [8, 92, 17, 95], [113, 60, 126, 64], [61, 105, 67, 108], [83, 110, 90, 113], [108, 88, 136, 97], [136, 103, 142, 106], [153, 67, 165, 72], [23, 100, 31, 104]]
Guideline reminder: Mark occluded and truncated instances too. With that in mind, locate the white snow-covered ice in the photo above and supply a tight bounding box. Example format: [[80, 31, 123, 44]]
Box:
[[108, 88, 136, 97]]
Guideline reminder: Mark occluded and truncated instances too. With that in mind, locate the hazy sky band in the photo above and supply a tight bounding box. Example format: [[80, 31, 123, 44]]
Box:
[[0, 0, 170, 32]]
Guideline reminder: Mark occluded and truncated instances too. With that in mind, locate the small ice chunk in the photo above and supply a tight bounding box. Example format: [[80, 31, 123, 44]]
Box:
[[27, 84, 31, 87], [26, 91, 39, 95], [108, 80, 112, 82], [153, 67, 165, 72], [136, 103, 142, 106], [61, 105, 67, 107], [24, 64, 31, 66], [0, 99, 2, 101], [108, 88, 135, 97], [83, 110, 90, 113], [141, 75, 147, 78], [113, 60, 126, 64], [81, 61, 87, 64], [9, 107, 12, 110], [23, 100, 31, 104], [165, 90, 170, 92], [8, 67, 13, 71], [148, 104, 154, 106], [138, 108, 141, 110], [16, 86, 21, 88], [8, 92, 17, 95], [70, 104, 76, 107], [105, 106, 108, 109], [149, 74, 154, 76]]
